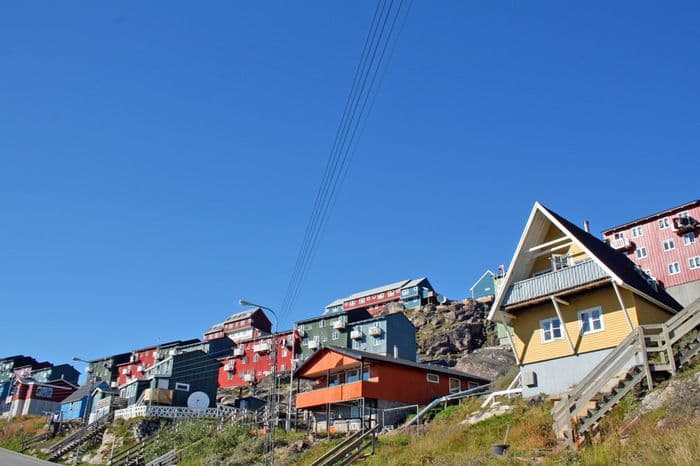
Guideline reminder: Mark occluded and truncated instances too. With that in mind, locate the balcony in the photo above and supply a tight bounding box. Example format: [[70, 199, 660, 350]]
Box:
[[307, 340, 319, 349], [350, 330, 363, 340], [253, 342, 271, 353], [332, 320, 346, 330], [296, 381, 376, 409], [224, 362, 235, 372], [502, 260, 609, 307], [673, 216, 698, 234], [233, 348, 244, 357], [368, 326, 382, 337], [243, 373, 254, 382], [608, 237, 631, 251]]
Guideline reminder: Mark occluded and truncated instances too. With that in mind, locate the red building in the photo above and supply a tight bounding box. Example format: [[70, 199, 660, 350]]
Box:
[[8, 377, 78, 417], [324, 278, 436, 316], [218, 331, 299, 388], [204, 308, 272, 342], [603, 200, 700, 306], [115, 339, 199, 387], [294, 346, 489, 432]]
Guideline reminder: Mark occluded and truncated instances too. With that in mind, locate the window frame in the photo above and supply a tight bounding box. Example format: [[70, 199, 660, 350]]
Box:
[[668, 262, 681, 275], [449, 377, 461, 393], [631, 226, 644, 238], [540, 317, 563, 343], [658, 218, 670, 229], [683, 232, 696, 246], [578, 306, 605, 335], [689, 256, 700, 270], [174, 382, 190, 392], [663, 238, 676, 251], [635, 247, 648, 259], [426, 373, 440, 384]]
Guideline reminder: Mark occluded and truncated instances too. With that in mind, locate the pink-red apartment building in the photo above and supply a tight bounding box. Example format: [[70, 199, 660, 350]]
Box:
[[603, 200, 700, 306]]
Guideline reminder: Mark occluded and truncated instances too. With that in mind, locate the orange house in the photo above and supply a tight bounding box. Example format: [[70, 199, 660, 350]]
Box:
[[294, 346, 489, 432]]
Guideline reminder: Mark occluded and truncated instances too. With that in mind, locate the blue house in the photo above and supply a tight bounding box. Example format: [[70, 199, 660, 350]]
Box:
[[347, 312, 417, 361], [470, 270, 496, 300], [59, 381, 110, 422]]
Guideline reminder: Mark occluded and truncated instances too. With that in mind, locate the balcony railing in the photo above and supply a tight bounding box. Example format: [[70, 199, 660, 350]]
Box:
[[502, 259, 608, 307], [253, 342, 271, 353], [609, 237, 631, 250], [332, 320, 346, 330]]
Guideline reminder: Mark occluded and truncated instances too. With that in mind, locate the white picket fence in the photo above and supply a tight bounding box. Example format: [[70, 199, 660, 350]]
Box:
[[114, 405, 239, 420]]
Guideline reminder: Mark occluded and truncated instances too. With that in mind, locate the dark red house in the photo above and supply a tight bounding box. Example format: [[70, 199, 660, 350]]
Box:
[[115, 339, 199, 387], [218, 330, 299, 388], [7, 377, 78, 418], [204, 308, 272, 342]]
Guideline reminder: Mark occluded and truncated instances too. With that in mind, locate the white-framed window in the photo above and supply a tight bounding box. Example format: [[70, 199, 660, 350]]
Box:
[[426, 373, 440, 384], [359, 297, 365, 304], [253, 354, 259, 362], [346, 369, 360, 383], [635, 247, 648, 259], [678, 211, 690, 219], [318, 320, 324, 328], [552, 254, 571, 270], [449, 377, 461, 393], [281, 364, 286, 372], [328, 373, 342, 387], [282, 349, 288, 357], [663, 239, 675, 251], [579, 307, 604, 335], [540, 318, 563, 343], [668, 262, 681, 275], [174, 382, 190, 392], [388, 290, 394, 297], [631, 226, 644, 238], [378, 293, 384, 299], [613, 232, 625, 240], [659, 218, 670, 229], [683, 232, 696, 246], [332, 331, 339, 341], [688, 257, 700, 270], [227, 372, 233, 381]]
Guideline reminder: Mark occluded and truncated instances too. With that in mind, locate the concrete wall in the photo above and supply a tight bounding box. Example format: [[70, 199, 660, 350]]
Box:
[[667, 281, 700, 307], [519, 347, 636, 397]]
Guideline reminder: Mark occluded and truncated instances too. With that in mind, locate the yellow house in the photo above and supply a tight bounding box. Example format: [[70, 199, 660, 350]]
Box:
[[488, 203, 682, 396]]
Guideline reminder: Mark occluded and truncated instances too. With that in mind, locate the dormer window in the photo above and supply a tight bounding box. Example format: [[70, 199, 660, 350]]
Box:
[[552, 254, 571, 271]]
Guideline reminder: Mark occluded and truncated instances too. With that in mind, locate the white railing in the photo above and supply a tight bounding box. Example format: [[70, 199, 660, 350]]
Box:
[[233, 348, 244, 357], [350, 330, 363, 340], [253, 342, 270, 353], [609, 237, 631, 250], [307, 340, 319, 349], [503, 260, 608, 306], [114, 405, 238, 420], [368, 326, 382, 336]]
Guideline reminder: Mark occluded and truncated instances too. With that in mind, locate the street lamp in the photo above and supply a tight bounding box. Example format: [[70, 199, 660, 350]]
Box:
[[239, 299, 279, 465]]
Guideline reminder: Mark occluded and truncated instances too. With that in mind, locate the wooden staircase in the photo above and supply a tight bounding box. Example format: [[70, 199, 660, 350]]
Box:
[[46, 415, 112, 462], [309, 424, 380, 466], [108, 430, 165, 466], [552, 300, 700, 448]]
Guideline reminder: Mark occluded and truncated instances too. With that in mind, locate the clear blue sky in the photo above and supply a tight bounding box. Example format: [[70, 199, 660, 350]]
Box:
[[1, 1, 698, 372]]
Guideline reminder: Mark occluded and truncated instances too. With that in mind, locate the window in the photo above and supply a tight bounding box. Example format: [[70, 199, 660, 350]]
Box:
[[36, 386, 53, 398], [540, 318, 563, 343], [689, 257, 700, 270], [378, 293, 384, 299], [388, 290, 394, 297], [253, 354, 259, 362], [631, 226, 644, 238], [659, 218, 670, 229], [227, 372, 233, 381], [684, 232, 696, 246], [362, 365, 371, 381], [322, 336, 328, 343], [318, 320, 324, 328], [282, 349, 288, 357], [174, 382, 190, 392], [328, 373, 342, 387], [281, 364, 286, 372], [302, 338, 308, 346], [552, 254, 571, 270], [332, 331, 339, 341], [668, 262, 681, 275], [374, 336, 381, 346], [613, 232, 625, 240], [426, 373, 440, 384], [359, 297, 365, 304], [663, 239, 675, 251], [579, 307, 604, 335], [468, 381, 479, 389], [679, 211, 690, 218], [346, 369, 359, 383], [449, 378, 461, 393], [635, 247, 648, 259]]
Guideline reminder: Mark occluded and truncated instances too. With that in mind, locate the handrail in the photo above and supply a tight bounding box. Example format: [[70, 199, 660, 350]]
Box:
[[314, 424, 380, 466], [398, 383, 492, 431], [309, 429, 365, 466]]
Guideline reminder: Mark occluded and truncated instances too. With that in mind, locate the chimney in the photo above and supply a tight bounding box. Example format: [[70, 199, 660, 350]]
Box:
[[584, 220, 590, 233], [393, 345, 399, 359]]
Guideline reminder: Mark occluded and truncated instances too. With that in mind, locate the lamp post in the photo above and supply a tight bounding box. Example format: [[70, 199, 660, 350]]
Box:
[[239, 300, 279, 466]]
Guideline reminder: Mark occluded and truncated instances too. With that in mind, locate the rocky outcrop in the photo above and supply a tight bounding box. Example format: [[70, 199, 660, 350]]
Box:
[[453, 346, 515, 380]]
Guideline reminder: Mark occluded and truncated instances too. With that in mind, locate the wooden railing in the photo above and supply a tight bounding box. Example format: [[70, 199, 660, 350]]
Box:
[[553, 300, 699, 448], [310, 424, 380, 466]]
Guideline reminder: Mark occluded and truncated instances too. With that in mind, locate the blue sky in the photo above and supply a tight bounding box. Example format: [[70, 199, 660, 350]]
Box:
[[1, 1, 698, 371]]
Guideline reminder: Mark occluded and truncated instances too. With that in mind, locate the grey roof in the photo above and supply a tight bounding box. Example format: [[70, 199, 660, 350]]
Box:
[[402, 277, 428, 289], [225, 309, 257, 322], [350, 311, 416, 329], [62, 381, 107, 404], [296, 345, 490, 383], [205, 323, 225, 334], [346, 280, 411, 300], [324, 298, 345, 309]]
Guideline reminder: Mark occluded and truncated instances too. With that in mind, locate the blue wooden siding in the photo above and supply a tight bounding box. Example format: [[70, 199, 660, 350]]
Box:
[[472, 273, 496, 299]]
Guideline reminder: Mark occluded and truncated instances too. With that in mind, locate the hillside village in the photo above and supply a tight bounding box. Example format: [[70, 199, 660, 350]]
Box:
[[1, 199, 698, 465]]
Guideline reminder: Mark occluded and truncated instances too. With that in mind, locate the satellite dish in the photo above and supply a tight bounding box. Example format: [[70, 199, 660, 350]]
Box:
[[437, 294, 447, 304], [187, 391, 210, 409]]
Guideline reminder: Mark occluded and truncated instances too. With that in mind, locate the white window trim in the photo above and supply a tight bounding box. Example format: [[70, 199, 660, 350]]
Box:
[[659, 218, 670, 229], [540, 317, 564, 344], [174, 382, 190, 392], [578, 306, 605, 335], [683, 232, 696, 246], [689, 256, 700, 270], [663, 239, 675, 251], [631, 226, 644, 238], [426, 373, 440, 383], [668, 262, 681, 275], [449, 377, 461, 393], [635, 247, 647, 259]]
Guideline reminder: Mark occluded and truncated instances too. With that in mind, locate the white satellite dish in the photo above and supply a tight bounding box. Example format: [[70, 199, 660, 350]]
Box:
[[187, 391, 210, 409]]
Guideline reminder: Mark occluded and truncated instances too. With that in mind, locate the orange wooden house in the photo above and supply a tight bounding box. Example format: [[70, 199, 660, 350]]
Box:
[[294, 346, 489, 432]]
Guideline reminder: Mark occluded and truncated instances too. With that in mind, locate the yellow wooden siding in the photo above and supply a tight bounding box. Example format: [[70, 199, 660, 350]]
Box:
[[513, 286, 637, 364], [633, 294, 674, 325]]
